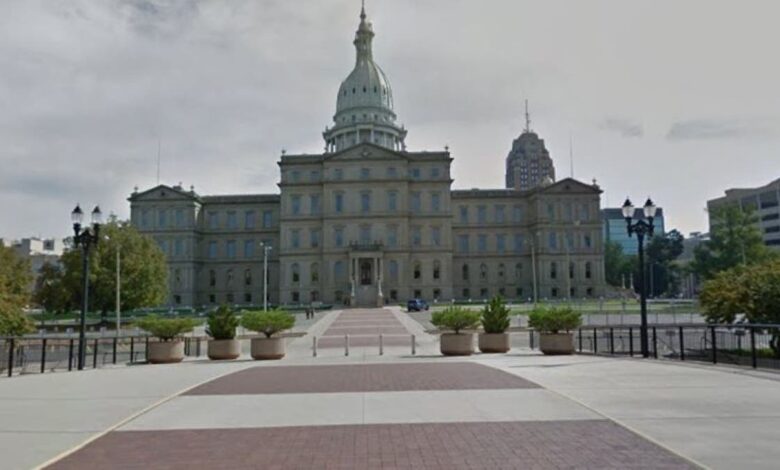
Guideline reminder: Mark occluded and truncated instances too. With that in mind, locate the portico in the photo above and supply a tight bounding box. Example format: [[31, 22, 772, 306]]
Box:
[[348, 242, 384, 307]]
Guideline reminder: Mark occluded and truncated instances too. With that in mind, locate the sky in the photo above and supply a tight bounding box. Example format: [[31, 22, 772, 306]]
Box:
[[1, 0, 779, 240]]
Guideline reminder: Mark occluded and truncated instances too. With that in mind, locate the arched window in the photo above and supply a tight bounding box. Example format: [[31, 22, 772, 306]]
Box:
[[244, 269, 252, 286], [550, 262, 557, 279], [480, 263, 488, 281], [515, 263, 522, 280], [498, 263, 505, 280], [433, 260, 441, 280], [389, 260, 398, 282], [585, 262, 592, 279], [226, 269, 234, 287], [413, 261, 421, 280], [209, 270, 216, 287], [291, 263, 300, 284], [311, 263, 319, 283], [462, 264, 469, 281]]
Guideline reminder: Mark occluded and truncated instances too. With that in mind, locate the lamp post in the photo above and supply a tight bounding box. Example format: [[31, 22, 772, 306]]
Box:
[[71, 204, 102, 370], [622, 197, 657, 358], [260, 242, 272, 311]]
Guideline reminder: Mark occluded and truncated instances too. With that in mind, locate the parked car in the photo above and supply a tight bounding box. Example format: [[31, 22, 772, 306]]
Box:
[[407, 299, 429, 312]]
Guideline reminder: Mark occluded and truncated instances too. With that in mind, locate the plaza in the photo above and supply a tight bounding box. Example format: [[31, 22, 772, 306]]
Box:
[[3, 307, 780, 469]]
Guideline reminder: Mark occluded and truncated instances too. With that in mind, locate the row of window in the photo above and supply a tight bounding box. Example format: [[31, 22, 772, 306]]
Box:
[[285, 166, 446, 183], [206, 239, 274, 259], [141, 208, 189, 229], [456, 232, 594, 253], [459, 261, 593, 282], [290, 191, 443, 216], [206, 210, 274, 230], [288, 225, 444, 250]]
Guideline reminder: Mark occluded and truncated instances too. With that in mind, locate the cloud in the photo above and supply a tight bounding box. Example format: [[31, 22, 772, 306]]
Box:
[[600, 118, 643, 138], [666, 118, 779, 141]]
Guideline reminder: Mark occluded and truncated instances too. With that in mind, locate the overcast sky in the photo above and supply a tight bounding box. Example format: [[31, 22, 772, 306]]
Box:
[[2, 0, 779, 240]]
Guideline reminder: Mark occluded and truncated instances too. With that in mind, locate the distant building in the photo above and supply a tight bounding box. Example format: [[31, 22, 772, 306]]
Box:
[[505, 102, 556, 191], [676, 231, 709, 298], [601, 207, 666, 255], [0, 237, 64, 290], [707, 177, 780, 249]]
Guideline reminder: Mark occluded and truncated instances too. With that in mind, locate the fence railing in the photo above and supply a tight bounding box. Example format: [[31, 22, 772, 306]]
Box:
[[0, 335, 207, 378], [544, 324, 780, 370]]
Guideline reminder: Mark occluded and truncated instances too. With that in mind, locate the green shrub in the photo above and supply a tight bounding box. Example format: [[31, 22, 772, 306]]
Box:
[[241, 310, 295, 338], [0, 309, 35, 337], [206, 305, 239, 340], [528, 307, 582, 334], [431, 307, 481, 334], [481, 295, 511, 334], [135, 316, 198, 341]]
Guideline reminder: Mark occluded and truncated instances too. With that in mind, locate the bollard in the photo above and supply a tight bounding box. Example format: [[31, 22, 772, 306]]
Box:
[[93, 338, 99, 369], [130, 337, 135, 363], [7, 339, 15, 377], [313, 336, 318, 357], [41, 338, 48, 374], [345, 334, 349, 356], [411, 335, 416, 355], [379, 334, 384, 356], [196, 338, 201, 357], [112, 337, 118, 364], [68, 339, 74, 371]]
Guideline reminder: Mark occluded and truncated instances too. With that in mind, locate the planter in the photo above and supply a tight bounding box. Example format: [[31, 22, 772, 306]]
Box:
[[439, 333, 474, 356], [208, 339, 241, 360], [250, 337, 286, 360], [147, 340, 185, 364], [539, 333, 575, 355], [478, 333, 510, 353]]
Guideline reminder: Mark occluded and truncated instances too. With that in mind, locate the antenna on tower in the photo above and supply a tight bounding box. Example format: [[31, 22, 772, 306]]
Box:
[[569, 134, 574, 179], [524, 99, 531, 133], [156, 139, 161, 185]]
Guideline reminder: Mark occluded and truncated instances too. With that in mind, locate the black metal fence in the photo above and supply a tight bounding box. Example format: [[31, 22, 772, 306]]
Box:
[[557, 324, 780, 370], [0, 335, 207, 378]]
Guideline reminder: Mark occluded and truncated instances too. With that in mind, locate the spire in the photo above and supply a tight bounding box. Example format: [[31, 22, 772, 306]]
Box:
[[354, 0, 374, 62], [524, 99, 532, 133]]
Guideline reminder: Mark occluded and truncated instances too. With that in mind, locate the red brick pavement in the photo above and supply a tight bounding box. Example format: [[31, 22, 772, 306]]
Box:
[[319, 308, 411, 349], [185, 362, 540, 395], [49, 420, 695, 470]]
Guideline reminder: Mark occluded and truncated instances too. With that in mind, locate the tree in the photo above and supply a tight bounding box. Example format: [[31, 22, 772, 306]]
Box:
[[645, 229, 685, 297], [604, 241, 635, 287], [59, 221, 168, 315], [692, 205, 774, 280], [700, 259, 780, 356], [33, 262, 69, 314], [0, 244, 35, 336]]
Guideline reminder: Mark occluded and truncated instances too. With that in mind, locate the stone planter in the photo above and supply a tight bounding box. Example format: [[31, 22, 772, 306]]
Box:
[[250, 337, 286, 360], [478, 333, 510, 353], [207, 339, 241, 360], [147, 340, 185, 364], [539, 333, 575, 355], [439, 333, 474, 356]]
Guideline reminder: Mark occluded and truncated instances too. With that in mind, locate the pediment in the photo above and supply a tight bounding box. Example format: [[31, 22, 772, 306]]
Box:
[[324, 143, 409, 162], [538, 178, 602, 195], [128, 184, 199, 203]]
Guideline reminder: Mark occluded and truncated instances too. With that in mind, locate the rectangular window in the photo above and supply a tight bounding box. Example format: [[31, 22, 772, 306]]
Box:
[[411, 192, 421, 213], [458, 234, 469, 253], [513, 234, 524, 253], [291, 229, 300, 249], [387, 191, 398, 212], [459, 206, 468, 223], [141, 210, 150, 228], [291, 170, 300, 182], [262, 210, 273, 228], [496, 234, 506, 253], [226, 240, 236, 259], [580, 203, 590, 221], [333, 168, 343, 180], [431, 167, 441, 179], [310, 195, 321, 215], [431, 227, 441, 247], [208, 241, 217, 259], [174, 239, 183, 256], [548, 232, 558, 250], [360, 225, 371, 245], [360, 168, 370, 179], [387, 226, 398, 247], [334, 227, 344, 247], [175, 209, 185, 227], [310, 170, 320, 182], [478, 234, 488, 252], [411, 168, 421, 179], [244, 240, 255, 258], [226, 211, 237, 229], [335, 193, 344, 213], [495, 205, 505, 223], [244, 211, 255, 229], [477, 205, 487, 224], [387, 167, 397, 178], [158, 209, 167, 228], [291, 196, 301, 215], [361, 191, 371, 213], [513, 205, 523, 223], [583, 234, 592, 249], [310, 228, 321, 248], [412, 226, 422, 246], [431, 192, 441, 212], [547, 203, 555, 220]]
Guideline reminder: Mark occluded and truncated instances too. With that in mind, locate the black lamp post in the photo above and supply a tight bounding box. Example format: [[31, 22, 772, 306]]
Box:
[[622, 197, 657, 358], [71, 204, 102, 370]]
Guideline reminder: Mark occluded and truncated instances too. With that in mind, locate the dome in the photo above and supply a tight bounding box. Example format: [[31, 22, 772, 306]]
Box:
[[323, 5, 406, 153]]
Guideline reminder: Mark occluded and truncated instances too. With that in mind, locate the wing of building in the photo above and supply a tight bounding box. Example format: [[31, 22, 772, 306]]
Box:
[[128, 6, 606, 308]]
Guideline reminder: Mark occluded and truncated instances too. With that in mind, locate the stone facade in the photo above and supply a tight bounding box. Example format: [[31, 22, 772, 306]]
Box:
[[127, 6, 606, 308]]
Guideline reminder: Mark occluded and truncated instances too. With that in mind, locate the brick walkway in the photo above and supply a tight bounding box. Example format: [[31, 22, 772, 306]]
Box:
[[318, 308, 412, 348]]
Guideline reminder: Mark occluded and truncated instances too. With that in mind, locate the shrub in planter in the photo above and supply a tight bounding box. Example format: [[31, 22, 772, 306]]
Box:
[[240, 310, 295, 360], [528, 307, 582, 355], [206, 305, 241, 360], [135, 316, 199, 364], [479, 295, 511, 353], [431, 307, 481, 356]]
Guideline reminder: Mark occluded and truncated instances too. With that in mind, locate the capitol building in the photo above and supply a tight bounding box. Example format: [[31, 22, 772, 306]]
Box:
[[129, 6, 606, 308]]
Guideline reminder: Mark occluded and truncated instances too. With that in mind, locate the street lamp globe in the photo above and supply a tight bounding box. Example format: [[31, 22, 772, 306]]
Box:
[[91, 206, 103, 225], [71, 204, 84, 225], [621, 198, 634, 220], [643, 198, 657, 219]]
